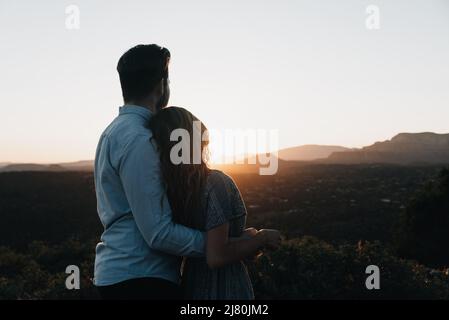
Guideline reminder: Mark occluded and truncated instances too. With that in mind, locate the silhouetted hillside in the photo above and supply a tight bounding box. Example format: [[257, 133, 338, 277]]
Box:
[[325, 133, 449, 164], [0, 161, 93, 172], [0, 164, 67, 172], [278, 145, 350, 161], [57, 160, 93, 171]]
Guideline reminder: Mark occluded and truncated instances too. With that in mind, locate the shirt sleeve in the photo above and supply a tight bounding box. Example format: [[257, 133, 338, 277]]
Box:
[[119, 134, 206, 257]]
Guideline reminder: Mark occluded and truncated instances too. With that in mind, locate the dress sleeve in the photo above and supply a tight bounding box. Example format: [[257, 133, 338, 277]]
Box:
[[204, 171, 236, 231]]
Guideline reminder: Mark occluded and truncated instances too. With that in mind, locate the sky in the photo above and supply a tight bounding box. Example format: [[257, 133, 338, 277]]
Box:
[[1, 0, 448, 163]]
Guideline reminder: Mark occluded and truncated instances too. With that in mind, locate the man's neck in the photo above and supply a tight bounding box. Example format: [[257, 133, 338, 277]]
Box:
[[125, 99, 158, 113]]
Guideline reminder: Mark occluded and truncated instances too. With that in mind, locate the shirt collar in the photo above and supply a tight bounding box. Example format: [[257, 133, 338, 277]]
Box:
[[119, 104, 153, 121]]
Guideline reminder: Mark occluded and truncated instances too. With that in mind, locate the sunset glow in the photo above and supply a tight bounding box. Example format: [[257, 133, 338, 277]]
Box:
[[1, 1, 448, 163]]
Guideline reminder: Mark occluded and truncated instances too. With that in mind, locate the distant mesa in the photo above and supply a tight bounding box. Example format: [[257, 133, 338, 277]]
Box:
[[237, 145, 350, 165], [323, 132, 449, 165], [278, 145, 351, 161], [0, 164, 66, 172], [57, 160, 94, 171], [245, 132, 449, 167], [0, 160, 93, 173]]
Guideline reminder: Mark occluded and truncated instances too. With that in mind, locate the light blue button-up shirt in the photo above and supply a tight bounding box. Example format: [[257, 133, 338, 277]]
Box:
[[93, 105, 205, 286]]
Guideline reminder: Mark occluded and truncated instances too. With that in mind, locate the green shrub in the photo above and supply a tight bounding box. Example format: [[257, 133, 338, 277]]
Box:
[[248, 237, 449, 299], [1, 238, 448, 299]]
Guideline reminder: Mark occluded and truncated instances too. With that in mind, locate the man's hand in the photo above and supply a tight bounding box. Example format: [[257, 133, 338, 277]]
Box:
[[241, 227, 258, 239]]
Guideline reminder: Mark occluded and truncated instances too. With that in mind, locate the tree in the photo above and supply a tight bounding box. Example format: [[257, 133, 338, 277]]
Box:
[[397, 168, 449, 267]]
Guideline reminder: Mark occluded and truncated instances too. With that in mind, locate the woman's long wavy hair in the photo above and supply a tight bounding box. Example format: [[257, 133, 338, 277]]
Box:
[[149, 106, 210, 228]]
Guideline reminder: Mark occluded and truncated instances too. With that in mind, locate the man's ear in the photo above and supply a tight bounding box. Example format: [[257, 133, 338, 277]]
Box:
[[148, 79, 163, 100], [156, 78, 165, 95]]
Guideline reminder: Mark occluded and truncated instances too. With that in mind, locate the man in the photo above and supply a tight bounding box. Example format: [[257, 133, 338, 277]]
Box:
[[93, 44, 205, 299]]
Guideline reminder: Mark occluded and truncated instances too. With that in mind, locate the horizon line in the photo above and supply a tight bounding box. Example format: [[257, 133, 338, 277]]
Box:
[[1, 131, 448, 164]]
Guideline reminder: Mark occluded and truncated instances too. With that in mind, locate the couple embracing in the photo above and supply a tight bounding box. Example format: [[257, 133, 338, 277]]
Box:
[[93, 44, 281, 300]]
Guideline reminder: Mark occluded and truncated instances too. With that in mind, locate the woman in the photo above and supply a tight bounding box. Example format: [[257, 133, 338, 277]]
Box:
[[149, 106, 281, 299]]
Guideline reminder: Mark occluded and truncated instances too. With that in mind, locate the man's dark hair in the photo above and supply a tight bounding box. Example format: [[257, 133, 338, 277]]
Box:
[[117, 44, 171, 102]]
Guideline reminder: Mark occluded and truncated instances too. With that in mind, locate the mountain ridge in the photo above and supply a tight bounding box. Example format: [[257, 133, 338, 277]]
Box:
[[1, 132, 448, 172], [278, 144, 351, 161], [326, 132, 449, 164]]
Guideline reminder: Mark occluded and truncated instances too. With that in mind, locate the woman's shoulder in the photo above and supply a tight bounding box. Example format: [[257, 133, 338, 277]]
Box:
[[205, 170, 241, 201], [206, 169, 236, 190], [203, 170, 242, 230]]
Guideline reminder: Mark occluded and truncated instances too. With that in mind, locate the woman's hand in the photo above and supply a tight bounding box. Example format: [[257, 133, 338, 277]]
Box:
[[257, 229, 282, 250], [206, 225, 281, 269], [240, 228, 263, 261]]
